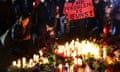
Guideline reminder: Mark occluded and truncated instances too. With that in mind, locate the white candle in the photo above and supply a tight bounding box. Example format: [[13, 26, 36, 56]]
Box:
[[40, 56, 44, 64], [43, 58, 49, 64], [70, 65, 74, 72], [33, 54, 40, 63], [28, 58, 33, 68], [71, 51, 77, 58], [35, 55, 39, 62], [69, 40, 75, 50], [58, 45, 64, 54], [29, 58, 36, 67], [103, 47, 107, 59], [78, 58, 82, 66], [22, 57, 26, 68], [16, 59, 21, 68], [33, 54, 36, 62], [74, 58, 78, 64], [65, 42, 69, 57], [66, 50, 71, 57], [39, 50, 43, 56], [12, 61, 17, 67], [58, 64, 63, 72]]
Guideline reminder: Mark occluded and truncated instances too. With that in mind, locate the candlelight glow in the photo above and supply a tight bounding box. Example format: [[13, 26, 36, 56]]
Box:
[[22, 57, 26, 68], [28, 58, 33, 68], [12, 61, 16, 67], [78, 58, 82, 65], [10, 38, 112, 71], [58, 64, 63, 72], [105, 56, 114, 65], [16, 59, 21, 68], [39, 50, 43, 56], [56, 39, 101, 59], [103, 47, 107, 59], [43, 57, 49, 64]]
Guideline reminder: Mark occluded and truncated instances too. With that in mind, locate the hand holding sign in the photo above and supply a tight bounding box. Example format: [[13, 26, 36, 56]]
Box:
[[63, 0, 95, 21]]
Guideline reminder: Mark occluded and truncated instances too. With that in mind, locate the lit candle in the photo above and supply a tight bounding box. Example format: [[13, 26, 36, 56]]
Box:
[[74, 58, 78, 64], [78, 58, 82, 66], [75, 39, 79, 49], [28, 58, 33, 68], [66, 50, 71, 57], [78, 48, 82, 56], [65, 42, 69, 57], [103, 47, 107, 59], [16, 59, 21, 68], [35, 55, 39, 62], [39, 50, 43, 56], [43, 58, 49, 64], [70, 65, 74, 72], [106, 56, 114, 65], [33, 54, 36, 62], [58, 64, 63, 72], [22, 57, 26, 68], [58, 45, 64, 54], [70, 40, 75, 50], [12, 61, 17, 67], [71, 51, 77, 58], [40, 56, 44, 64]]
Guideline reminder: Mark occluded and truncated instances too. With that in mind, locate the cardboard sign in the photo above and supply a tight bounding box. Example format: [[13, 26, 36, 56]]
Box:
[[63, 0, 95, 21]]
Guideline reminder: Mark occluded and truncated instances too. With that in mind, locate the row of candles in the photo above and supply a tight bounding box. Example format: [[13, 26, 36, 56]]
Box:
[[10, 39, 110, 72], [53, 39, 109, 72], [11, 50, 49, 68], [55, 39, 107, 59], [11, 57, 84, 72]]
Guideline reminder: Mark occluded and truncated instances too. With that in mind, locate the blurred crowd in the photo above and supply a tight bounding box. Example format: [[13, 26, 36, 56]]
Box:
[[0, 0, 120, 37], [0, 0, 120, 71], [0, 0, 120, 50]]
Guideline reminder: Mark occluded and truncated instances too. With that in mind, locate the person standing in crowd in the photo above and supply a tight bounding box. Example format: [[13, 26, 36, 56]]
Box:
[[4, 15, 34, 56], [16, 0, 33, 15], [9, 0, 21, 25], [56, 0, 65, 17], [93, 0, 105, 36], [0, 15, 33, 71], [55, 0, 66, 36], [103, 3, 114, 37], [112, 5, 120, 36], [35, 1, 48, 35], [59, 14, 70, 35], [0, 0, 12, 36]]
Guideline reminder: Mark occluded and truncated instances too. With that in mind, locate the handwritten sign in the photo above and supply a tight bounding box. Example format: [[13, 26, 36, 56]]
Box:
[[63, 0, 95, 21]]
